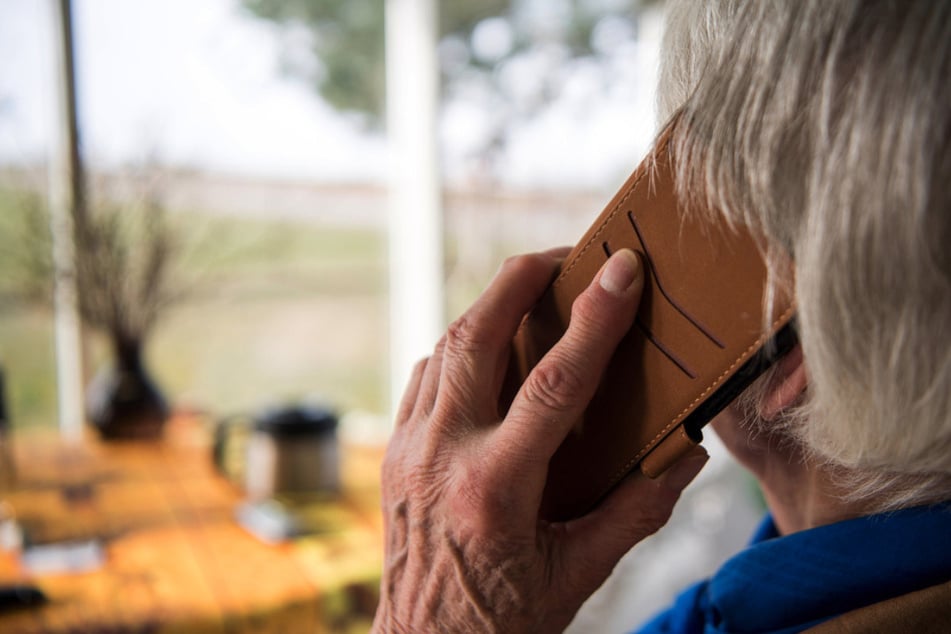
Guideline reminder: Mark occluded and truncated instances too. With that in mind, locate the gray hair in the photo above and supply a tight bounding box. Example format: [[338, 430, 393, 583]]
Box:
[[658, 0, 951, 510]]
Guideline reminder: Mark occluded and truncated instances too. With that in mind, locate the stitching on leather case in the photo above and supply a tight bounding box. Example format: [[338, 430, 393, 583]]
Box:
[[598, 302, 797, 496], [539, 131, 797, 511], [552, 167, 652, 286], [626, 211, 726, 349]]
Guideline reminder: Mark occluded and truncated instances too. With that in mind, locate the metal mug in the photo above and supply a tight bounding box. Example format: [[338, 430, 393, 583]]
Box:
[[213, 404, 340, 500]]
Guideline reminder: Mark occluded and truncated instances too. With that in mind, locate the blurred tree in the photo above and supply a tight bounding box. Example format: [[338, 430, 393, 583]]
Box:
[[241, 0, 654, 131], [0, 188, 53, 307]]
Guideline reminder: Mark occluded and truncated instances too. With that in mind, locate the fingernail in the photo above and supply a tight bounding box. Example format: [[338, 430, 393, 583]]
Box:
[[599, 249, 641, 296], [662, 450, 709, 491]]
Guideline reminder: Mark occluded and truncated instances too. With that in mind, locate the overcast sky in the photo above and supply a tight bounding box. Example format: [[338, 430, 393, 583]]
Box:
[[0, 0, 661, 188]]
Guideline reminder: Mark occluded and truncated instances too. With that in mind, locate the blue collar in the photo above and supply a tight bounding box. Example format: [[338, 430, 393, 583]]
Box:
[[638, 504, 951, 634]]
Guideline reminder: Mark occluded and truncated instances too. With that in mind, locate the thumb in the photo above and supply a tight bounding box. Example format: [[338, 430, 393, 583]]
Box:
[[557, 448, 709, 592]]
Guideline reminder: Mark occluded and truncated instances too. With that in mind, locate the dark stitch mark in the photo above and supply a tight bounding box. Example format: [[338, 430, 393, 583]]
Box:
[[607, 237, 694, 378], [627, 211, 726, 349], [635, 319, 697, 379], [553, 163, 653, 286], [608, 234, 696, 378], [598, 302, 798, 504]]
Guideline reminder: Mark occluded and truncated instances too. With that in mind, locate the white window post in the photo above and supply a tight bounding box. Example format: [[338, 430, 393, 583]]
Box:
[[384, 0, 444, 424], [49, 0, 85, 442]]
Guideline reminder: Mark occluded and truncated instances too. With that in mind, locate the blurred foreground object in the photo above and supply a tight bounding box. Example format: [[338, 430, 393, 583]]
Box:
[[0, 414, 384, 632]]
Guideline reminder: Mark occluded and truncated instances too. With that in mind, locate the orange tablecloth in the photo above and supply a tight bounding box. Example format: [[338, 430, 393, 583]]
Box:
[[0, 417, 384, 633]]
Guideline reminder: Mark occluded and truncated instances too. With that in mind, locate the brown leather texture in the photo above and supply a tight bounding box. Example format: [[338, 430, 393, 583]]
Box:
[[804, 580, 951, 633], [503, 125, 796, 521]]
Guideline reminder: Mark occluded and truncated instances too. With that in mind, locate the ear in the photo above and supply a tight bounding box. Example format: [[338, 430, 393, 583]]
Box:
[[760, 344, 808, 421]]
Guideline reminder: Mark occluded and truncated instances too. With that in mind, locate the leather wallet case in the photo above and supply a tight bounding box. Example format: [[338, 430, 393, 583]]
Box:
[[502, 124, 797, 521]]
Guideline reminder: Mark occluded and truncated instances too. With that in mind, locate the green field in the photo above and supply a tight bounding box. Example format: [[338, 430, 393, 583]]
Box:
[[0, 186, 389, 431]]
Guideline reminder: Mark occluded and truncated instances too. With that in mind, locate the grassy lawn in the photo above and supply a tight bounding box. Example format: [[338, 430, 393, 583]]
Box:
[[0, 185, 388, 432], [0, 307, 58, 429]]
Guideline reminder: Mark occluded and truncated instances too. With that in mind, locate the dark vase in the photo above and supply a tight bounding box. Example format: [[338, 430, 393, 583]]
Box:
[[86, 339, 168, 440]]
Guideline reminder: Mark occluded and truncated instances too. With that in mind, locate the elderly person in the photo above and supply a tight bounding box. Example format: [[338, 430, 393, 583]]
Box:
[[372, 1, 951, 632]]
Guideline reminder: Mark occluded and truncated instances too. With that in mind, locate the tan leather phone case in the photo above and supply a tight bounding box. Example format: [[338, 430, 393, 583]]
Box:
[[502, 125, 797, 521]]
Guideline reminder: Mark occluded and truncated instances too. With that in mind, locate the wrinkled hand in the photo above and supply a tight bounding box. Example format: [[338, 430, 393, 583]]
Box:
[[374, 249, 709, 633]]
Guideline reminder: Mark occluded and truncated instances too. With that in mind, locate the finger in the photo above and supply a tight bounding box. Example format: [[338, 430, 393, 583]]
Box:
[[496, 249, 644, 465], [413, 336, 447, 417], [556, 448, 709, 594], [543, 245, 572, 259], [485, 245, 573, 401], [432, 252, 562, 421], [394, 357, 428, 428]]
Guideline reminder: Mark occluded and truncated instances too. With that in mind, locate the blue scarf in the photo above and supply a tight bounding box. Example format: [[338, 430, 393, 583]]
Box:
[[636, 504, 951, 633]]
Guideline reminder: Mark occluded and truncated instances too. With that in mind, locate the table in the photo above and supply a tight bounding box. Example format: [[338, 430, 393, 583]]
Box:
[[0, 416, 385, 633]]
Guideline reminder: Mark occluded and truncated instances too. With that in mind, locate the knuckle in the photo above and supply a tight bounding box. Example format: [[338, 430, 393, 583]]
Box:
[[444, 314, 489, 357], [522, 358, 587, 412], [501, 252, 550, 278], [569, 290, 604, 332], [428, 393, 473, 434], [412, 357, 429, 376], [500, 254, 522, 270], [432, 335, 447, 358], [451, 462, 513, 531], [500, 252, 533, 271]]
